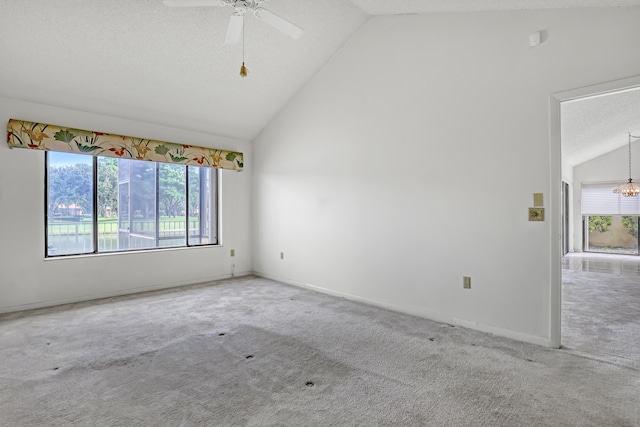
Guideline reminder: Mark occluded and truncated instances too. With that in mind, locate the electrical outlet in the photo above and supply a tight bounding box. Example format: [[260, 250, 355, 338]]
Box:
[[463, 276, 471, 289], [230, 249, 235, 257]]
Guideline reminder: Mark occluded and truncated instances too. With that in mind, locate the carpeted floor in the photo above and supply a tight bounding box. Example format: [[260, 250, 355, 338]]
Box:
[[1, 275, 638, 426]]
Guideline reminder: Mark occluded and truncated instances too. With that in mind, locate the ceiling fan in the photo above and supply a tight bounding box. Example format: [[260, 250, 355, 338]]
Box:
[[162, 0, 304, 44]]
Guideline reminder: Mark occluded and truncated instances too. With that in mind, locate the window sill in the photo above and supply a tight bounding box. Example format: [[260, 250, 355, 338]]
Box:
[[44, 243, 222, 261]]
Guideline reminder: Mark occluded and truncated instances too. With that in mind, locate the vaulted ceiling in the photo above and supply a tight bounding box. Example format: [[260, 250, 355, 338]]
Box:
[[0, 0, 367, 141], [1, 0, 639, 160], [562, 87, 640, 167], [354, 0, 640, 14]]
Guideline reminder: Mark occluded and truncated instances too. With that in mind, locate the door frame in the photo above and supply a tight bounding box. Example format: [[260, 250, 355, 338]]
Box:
[[562, 181, 570, 255], [549, 75, 640, 349]]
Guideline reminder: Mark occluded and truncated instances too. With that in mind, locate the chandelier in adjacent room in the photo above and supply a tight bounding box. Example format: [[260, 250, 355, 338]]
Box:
[[613, 132, 640, 197]]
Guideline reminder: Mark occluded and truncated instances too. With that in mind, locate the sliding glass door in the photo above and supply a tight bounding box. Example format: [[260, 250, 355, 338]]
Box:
[[581, 183, 640, 255], [583, 215, 639, 255]]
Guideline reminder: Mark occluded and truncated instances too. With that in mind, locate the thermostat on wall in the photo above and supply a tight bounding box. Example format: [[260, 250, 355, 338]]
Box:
[[529, 31, 541, 47]]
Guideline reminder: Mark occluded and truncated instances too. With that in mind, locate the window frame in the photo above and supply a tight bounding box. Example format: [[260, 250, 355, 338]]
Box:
[[45, 152, 219, 258]]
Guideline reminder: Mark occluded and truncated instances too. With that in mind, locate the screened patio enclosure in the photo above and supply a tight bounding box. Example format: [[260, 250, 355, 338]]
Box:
[[117, 158, 214, 251]]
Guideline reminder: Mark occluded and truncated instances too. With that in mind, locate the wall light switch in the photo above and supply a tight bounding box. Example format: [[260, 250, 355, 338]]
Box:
[[280, 252, 284, 260], [528, 207, 545, 221], [230, 249, 235, 257], [463, 276, 471, 289], [533, 193, 543, 207]]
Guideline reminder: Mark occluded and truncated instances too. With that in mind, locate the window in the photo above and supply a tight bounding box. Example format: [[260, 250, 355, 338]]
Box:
[[46, 152, 217, 257], [581, 182, 639, 254], [581, 182, 640, 215]]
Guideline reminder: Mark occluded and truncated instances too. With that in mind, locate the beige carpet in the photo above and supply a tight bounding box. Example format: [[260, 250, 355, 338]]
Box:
[[0, 276, 638, 426]]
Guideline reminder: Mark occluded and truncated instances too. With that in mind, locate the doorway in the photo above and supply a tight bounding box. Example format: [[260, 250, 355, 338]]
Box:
[[552, 76, 640, 363]]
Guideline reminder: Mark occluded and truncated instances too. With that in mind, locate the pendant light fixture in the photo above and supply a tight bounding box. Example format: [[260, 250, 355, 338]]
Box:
[[613, 132, 640, 197]]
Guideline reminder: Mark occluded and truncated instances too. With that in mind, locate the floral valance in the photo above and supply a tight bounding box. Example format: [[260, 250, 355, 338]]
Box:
[[6, 119, 243, 171]]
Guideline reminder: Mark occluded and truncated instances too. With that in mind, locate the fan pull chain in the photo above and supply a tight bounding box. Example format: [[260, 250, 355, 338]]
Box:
[[239, 18, 248, 78]]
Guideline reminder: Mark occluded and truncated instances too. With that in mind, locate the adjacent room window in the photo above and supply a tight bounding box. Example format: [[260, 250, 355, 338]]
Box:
[[581, 182, 639, 255], [46, 152, 217, 257]]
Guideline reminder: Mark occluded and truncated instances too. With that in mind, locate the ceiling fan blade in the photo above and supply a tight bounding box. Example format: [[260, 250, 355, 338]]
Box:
[[162, 0, 223, 7], [253, 7, 304, 39], [225, 13, 244, 45]]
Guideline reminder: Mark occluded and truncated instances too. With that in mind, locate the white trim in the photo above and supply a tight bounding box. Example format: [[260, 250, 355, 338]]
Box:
[[549, 93, 563, 349], [554, 75, 640, 103], [43, 242, 223, 261], [549, 74, 640, 350], [255, 272, 551, 348], [0, 271, 252, 315]]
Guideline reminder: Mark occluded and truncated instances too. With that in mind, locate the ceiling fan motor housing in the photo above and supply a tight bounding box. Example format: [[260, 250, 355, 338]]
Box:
[[222, 0, 265, 11]]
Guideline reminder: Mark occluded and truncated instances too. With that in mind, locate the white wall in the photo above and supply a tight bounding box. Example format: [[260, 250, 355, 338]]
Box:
[[252, 8, 640, 346], [0, 97, 252, 313], [562, 159, 574, 187], [572, 140, 640, 252]]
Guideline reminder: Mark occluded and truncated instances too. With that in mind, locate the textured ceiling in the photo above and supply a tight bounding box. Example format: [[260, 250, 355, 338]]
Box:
[[562, 88, 640, 167], [0, 0, 367, 141], [1, 0, 638, 146], [352, 0, 640, 14]]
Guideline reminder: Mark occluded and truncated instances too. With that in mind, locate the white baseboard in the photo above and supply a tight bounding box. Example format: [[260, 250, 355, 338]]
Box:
[[0, 271, 252, 314], [254, 272, 552, 348]]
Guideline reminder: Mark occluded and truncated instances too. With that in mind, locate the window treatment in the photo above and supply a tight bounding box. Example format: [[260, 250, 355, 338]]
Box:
[[581, 182, 640, 215], [6, 119, 243, 171]]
